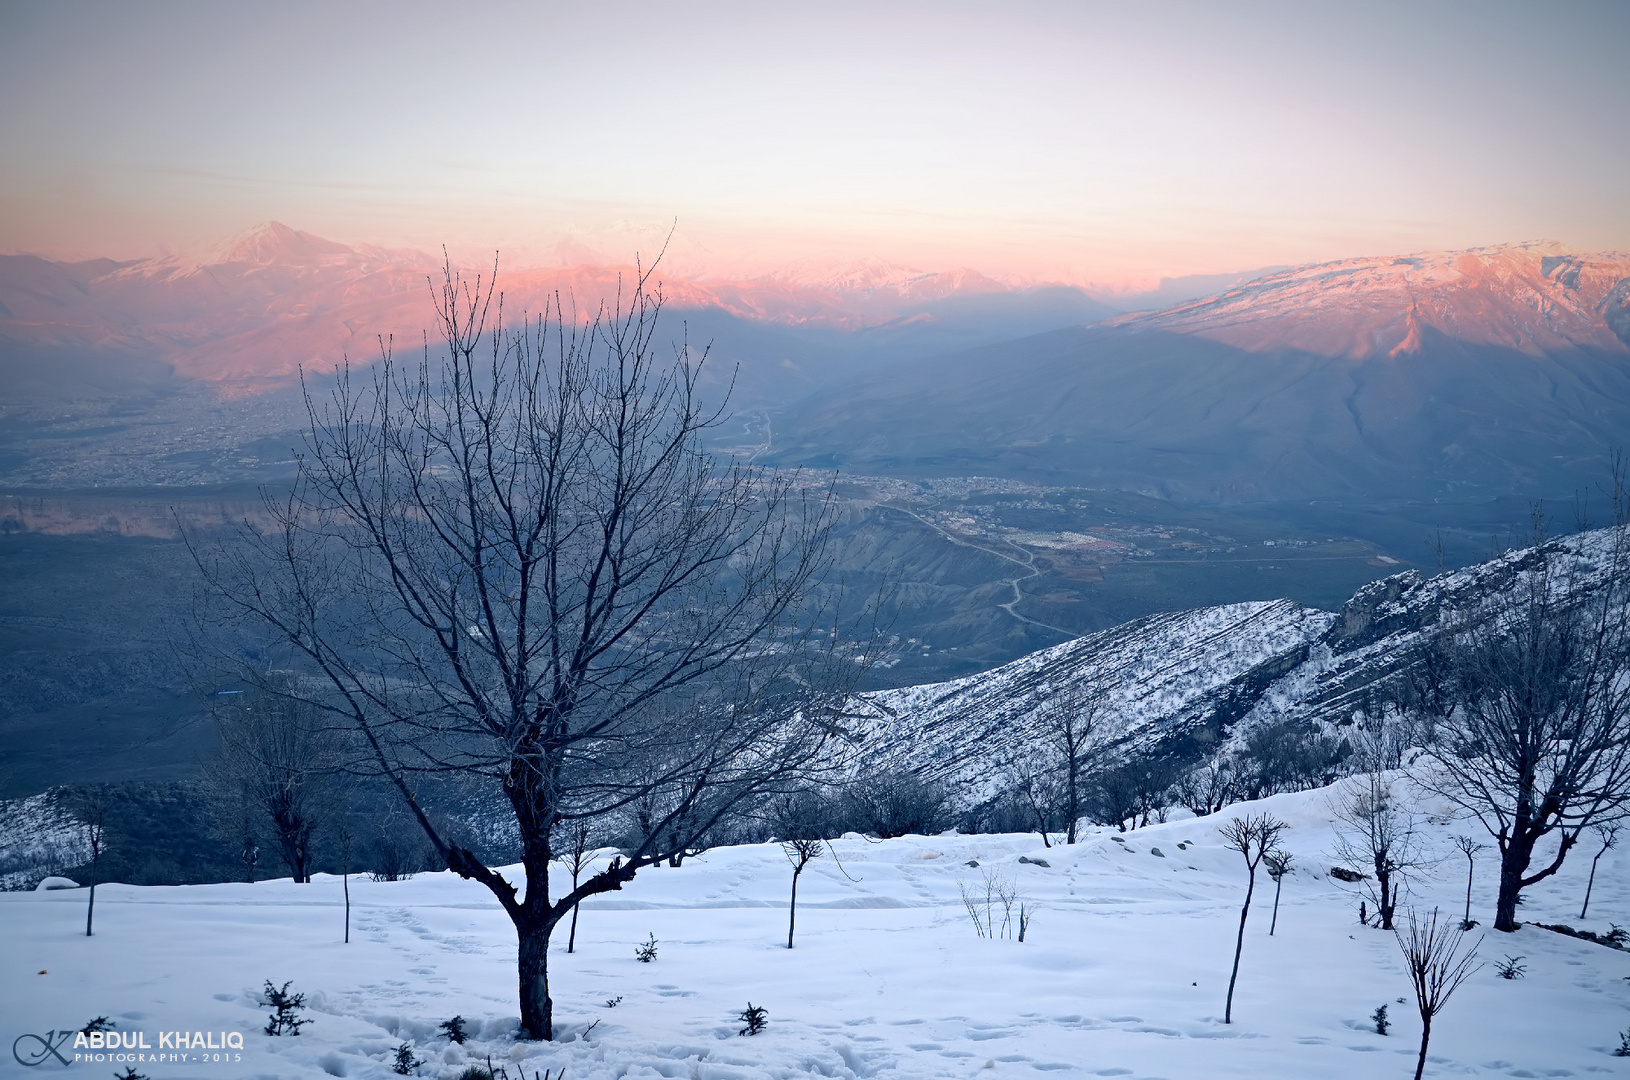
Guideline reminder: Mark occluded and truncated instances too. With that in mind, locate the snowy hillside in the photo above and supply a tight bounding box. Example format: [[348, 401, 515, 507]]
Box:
[[848, 528, 1629, 803], [3, 780, 1627, 1079], [852, 600, 1334, 798]]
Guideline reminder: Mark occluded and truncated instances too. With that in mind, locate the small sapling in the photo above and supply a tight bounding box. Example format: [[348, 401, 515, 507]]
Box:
[[635, 933, 658, 963], [737, 1002, 769, 1036], [390, 1042, 423, 1074], [260, 980, 311, 1036]]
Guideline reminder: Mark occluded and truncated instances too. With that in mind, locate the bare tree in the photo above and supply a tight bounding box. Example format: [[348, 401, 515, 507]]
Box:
[[1579, 821, 1620, 920], [336, 819, 354, 943], [552, 818, 598, 954], [67, 792, 108, 938], [1088, 763, 1142, 833], [1041, 682, 1104, 844], [211, 691, 340, 883], [1265, 851, 1293, 936], [1330, 773, 1429, 931], [1003, 755, 1060, 847], [1174, 753, 1235, 818], [1220, 813, 1287, 1023], [1450, 834, 1483, 929], [1394, 908, 1482, 1080], [190, 259, 867, 1040], [1413, 524, 1630, 931]]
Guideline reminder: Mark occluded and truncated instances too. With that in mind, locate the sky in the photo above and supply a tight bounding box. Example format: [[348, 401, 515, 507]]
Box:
[[2, 0, 1627, 288]]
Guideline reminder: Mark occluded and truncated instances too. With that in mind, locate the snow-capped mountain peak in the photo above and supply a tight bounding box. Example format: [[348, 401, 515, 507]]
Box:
[[1107, 241, 1630, 359]]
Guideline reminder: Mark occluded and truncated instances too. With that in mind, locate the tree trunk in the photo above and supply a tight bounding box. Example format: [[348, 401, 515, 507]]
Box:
[[1224, 871, 1255, 1023], [1413, 1014, 1431, 1080], [1463, 859, 1474, 926], [1494, 834, 1537, 932], [517, 917, 553, 1040], [568, 867, 582, 954], [343, 870, 350, 944], [1065, 757, 1079, 845], [1269, 876, 1282, 936], [85, 879, 96, 937], [1581, 851, 1603, 920], [788, 868, 800, 949]]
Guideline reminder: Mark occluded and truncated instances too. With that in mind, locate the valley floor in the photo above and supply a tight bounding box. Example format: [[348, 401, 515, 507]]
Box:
[[3, 784, 1627, 1079]]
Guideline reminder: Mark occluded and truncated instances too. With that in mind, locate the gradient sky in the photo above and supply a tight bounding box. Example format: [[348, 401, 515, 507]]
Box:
[[2, 0, 1627, 287]]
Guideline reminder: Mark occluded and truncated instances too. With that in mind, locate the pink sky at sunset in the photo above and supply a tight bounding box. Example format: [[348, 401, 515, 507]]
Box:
[[2, 0, 1626, 289]]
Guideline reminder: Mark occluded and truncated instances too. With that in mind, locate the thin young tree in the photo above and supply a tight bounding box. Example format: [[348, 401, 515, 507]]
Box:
[[1395, 908, 1482, 1080], [71, 793, 108, 938], [1220, 813, 1287, 1023], [1450, 834, 1483, 929], [1330, 773, 1428, 931], [553, 818, 597, 954], [336, 820, 353, 944], [771, 790, 829, 948], [1579, 821, 1620, 920], [1265, 851, 1294, 937], [190, 258, 868, 1040], [1412, 519, 1630, 931]]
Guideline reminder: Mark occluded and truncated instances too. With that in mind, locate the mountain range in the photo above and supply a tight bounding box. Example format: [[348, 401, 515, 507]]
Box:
[[0, 222, 1115, 404], [769, 241, 1630, 506]]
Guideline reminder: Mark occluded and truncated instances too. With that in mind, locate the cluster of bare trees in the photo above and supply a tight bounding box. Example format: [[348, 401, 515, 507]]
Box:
[[1403, 516, 1630, 931]]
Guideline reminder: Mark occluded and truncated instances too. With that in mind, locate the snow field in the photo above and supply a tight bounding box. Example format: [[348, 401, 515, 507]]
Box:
[[3, 782, 1629, 1079]]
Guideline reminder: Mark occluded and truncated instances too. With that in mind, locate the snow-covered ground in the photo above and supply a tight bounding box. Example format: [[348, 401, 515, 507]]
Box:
[[4, 783, 1628, 1079]]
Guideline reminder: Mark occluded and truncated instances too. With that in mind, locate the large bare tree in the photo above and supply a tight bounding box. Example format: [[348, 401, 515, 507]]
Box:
[[192, 260, 865, 1039], [1414, 524, 1630, 932]]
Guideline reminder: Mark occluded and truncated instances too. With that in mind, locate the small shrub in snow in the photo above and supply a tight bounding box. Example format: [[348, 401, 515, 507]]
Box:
[[390, 1041, 422, 1074], [454, 1068, 492, 1080], [1495, 955, 1527, 980], [737, 1002, 769, 1036], [1330, 866, 1366, 882], [260, 980, 311, 1036], [1371, 1004, 1389, 1035], [635, 933, 658, 962], [438, 1015, 468, 1044], [604, 996, 623, 1008], [114, 1069, 148, 1080], [1615, 1028, 1630, 1057], [80, 1016, 115, 1035]]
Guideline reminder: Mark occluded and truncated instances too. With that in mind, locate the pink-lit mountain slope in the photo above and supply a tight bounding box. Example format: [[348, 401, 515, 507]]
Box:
[[0, 224, 1109, 397], [771, 242, 1630, 503], [1105, 241, 1630, 359]]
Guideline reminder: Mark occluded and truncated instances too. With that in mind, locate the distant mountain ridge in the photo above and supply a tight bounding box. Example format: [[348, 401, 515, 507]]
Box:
[[0, 223, 1113, 396]]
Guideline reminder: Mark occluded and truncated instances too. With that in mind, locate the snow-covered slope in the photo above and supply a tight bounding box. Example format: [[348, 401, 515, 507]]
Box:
[[847, 528, 1629, 801], [852, 600, 1334, 797], [3, 782, 1626, 1079]]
